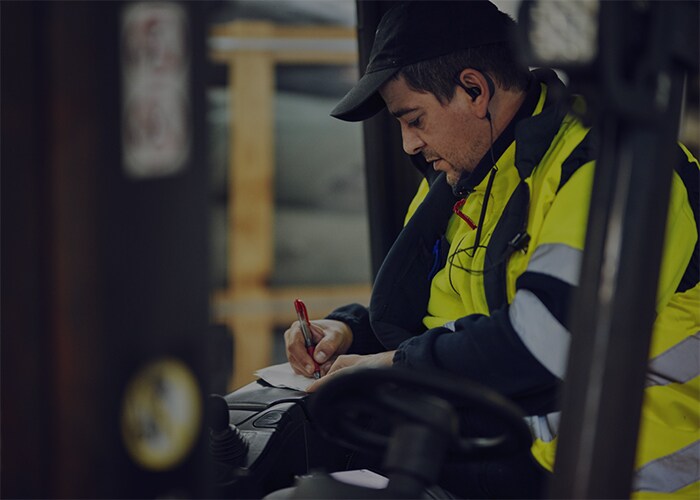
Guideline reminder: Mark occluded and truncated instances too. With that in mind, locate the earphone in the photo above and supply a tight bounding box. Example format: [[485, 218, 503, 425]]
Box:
[[463, 85, 482, 101]]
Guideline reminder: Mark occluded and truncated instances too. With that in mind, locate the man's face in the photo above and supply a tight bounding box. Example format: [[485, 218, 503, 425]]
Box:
[[379, 75, 488, 186]]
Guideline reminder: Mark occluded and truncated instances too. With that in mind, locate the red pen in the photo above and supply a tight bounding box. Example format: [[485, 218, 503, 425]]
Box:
[[294, 299, 321, 379]]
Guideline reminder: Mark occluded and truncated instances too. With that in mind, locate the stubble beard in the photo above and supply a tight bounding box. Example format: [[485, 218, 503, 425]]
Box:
[[442, 136, 488, 188]]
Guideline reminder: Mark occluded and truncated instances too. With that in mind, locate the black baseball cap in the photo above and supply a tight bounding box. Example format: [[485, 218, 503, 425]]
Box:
[[331, 1, 515, 122]]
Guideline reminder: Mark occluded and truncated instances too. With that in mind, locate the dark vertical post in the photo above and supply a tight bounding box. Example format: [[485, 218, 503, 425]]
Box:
[[1, 2, 52, 497], [549, 2, 698, 497], [1, 1, 216, 497]]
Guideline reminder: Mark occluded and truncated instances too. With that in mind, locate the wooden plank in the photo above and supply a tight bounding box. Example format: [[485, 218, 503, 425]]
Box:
[[211, 20, 355, 40], [228, 51, 275, 290], [213, 284, 371, 324], [208, 19, 357, 65], [272, 52, 357, 64], [212, 50, 357, 66]]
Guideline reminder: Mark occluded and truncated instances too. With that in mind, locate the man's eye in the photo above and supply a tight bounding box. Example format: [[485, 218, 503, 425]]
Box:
[[408, 116, 422, 128]]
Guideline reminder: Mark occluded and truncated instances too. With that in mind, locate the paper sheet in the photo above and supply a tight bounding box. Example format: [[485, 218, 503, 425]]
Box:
[[254, 362, 315, 392], [330, 469, 389, 489]]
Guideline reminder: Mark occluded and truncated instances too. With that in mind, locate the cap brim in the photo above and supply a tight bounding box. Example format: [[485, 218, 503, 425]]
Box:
[[330, 67, 399, 122]]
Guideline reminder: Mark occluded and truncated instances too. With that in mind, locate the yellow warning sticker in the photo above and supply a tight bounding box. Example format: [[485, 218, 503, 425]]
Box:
[[121, 357, 202, 470]]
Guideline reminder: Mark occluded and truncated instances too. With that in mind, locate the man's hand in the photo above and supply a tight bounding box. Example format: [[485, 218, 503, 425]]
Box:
[[284, 319, 353, 378], [305, 351, 396, 392]]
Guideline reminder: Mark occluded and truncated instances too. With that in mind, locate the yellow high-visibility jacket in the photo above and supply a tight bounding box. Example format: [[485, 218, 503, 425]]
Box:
[[361, 69, 699, 496]]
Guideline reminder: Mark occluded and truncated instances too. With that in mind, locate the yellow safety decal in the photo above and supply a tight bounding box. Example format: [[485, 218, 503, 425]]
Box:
[[120, 358, 202, 471]]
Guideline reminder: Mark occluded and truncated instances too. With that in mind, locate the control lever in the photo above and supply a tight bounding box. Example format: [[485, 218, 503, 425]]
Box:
[[208, 394, 248, 468]]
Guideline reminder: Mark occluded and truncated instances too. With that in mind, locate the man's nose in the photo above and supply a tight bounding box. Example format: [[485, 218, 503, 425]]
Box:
[[401, 127, 425, 155]]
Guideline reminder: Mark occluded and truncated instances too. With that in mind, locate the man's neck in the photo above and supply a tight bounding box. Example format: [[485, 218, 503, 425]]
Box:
[[489, 89, 528, 138]]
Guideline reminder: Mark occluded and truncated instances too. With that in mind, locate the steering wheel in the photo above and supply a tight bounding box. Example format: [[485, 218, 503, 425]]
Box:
[[309, 367, 532, 461]]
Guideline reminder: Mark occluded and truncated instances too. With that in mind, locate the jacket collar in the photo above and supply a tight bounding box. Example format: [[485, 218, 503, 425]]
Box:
[[514, 69, 570, 180]]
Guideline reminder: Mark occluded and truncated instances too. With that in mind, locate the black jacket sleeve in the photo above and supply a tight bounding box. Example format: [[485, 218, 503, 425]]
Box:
[[325, 303, 385, 355], [392, 306, 561, 415]]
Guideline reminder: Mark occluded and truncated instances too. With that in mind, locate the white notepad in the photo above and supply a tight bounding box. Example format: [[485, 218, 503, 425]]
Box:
[[254, 362, 315, 392]]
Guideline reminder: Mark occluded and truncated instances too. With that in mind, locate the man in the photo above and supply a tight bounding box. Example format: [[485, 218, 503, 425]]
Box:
[[284, 2, 700, 498]]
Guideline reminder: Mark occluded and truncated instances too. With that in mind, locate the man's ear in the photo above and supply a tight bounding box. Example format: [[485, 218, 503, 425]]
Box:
[[457, 68, 494, 120], [456, 69, 483, 101]]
